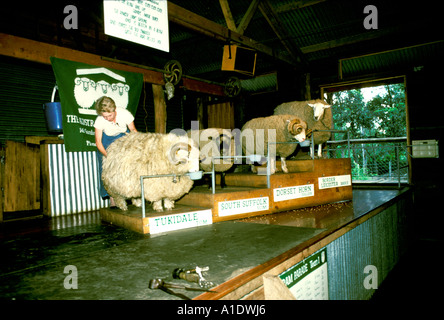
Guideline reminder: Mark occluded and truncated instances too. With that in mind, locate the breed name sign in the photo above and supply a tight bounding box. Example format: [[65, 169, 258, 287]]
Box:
[[279, 248, 329, 300], [318, 174, 351, 190], [148, 209, 213, 234], [218, 197, 269, 217], [273, 184, 315, 202]]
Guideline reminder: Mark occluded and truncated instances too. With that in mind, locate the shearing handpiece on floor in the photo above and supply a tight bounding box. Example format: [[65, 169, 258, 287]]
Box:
[[148, 278, 216, 300], [172, 265, 214, 288]]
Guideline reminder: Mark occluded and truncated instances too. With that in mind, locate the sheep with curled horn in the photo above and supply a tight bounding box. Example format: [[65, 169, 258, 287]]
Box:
[[101, 131, 200, 212], [241, 115, 308, 173], [274, 99, 333, 158]]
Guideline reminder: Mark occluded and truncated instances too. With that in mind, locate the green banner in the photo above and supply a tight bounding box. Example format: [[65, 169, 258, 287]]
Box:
[[50, 57, 143, 152]]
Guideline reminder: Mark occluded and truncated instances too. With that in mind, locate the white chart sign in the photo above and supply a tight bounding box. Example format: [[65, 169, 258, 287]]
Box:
[[279, 248, 329, 300], [218, 197, 269, 217], [148, 209, 213, 234], [318, 174, 351, 190], [103, 0, 169, 52], [273, 184, 314, 202]]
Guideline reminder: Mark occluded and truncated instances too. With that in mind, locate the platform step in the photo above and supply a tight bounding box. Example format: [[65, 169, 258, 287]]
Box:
[[101, 204, 212, 235], [101, 159, 353, 234]]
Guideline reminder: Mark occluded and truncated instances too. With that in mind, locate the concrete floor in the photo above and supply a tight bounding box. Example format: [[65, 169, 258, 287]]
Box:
[[0, 215, 324, 300], [1, 187, 438, 303]]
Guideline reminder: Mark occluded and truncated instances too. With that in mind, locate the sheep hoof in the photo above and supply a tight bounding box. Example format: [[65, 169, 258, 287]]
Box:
[[152, 201, 164, 212], [114, 199, 128, 211], [116, 204, 128, 211], [163, 199, 175, 210], [132, 198, 143, 207]]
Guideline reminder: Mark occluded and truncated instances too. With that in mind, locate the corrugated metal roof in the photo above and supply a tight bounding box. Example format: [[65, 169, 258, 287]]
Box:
[[167, 0, 443, 84], [341, 41, 444, 78], [2, 0, 442, 92], [241, 73, 277, 92]]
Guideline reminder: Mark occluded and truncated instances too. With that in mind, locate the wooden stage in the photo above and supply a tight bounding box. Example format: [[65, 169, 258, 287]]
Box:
[[100, 159, 353, 234]]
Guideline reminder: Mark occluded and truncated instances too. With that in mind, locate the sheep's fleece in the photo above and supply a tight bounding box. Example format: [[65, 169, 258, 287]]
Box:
[[102, 131, 200, 212], [274, 99, 333, 145], [187, 128, 235, 172], [241, 114, 307, 159]]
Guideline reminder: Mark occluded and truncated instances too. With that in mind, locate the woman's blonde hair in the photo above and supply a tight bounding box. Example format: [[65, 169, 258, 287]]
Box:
[[95, 96, 116, 114]]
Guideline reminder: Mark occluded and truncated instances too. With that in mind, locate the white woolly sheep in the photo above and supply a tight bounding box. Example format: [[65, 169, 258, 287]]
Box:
[[241, 115, 308, 173], [188, 128, 236, 188], [102, 131, 200, 212], [187, 128, 235, 173], [274, 99, 333, 158]]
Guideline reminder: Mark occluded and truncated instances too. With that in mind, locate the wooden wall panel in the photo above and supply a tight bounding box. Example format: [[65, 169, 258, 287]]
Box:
[[207, 102, 234, 129], [3, 141, 40, 212]]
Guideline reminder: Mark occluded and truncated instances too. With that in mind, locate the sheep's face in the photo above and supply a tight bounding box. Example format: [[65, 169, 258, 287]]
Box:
[[308, 102, 331, 121], [196, 129, 234, 166], [168, 139, 200, 173], [287, 118, 307, 142]]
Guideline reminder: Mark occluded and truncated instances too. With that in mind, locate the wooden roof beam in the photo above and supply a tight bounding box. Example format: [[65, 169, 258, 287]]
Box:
[[274, 0, 327, 13], [219, 0, 237, 31], [0, 33, 225, 96], [219, 0, 262, 35], [168, 2, 299, 67], [258, 0, 307, 66], [236, 0, 262, 35]]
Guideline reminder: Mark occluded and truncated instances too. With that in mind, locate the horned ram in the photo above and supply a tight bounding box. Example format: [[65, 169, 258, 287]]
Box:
[[241, 115, 307, 173], [274, 99, 332, 158]]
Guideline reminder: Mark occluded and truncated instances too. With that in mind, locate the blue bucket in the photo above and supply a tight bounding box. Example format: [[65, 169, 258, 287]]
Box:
[[43, 102, 63, 133], [43, 86, 63, 133]]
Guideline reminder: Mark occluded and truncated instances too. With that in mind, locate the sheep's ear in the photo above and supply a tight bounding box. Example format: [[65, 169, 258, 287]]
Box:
[[324, 104, 331, 108], [307, 103, 315, 108]]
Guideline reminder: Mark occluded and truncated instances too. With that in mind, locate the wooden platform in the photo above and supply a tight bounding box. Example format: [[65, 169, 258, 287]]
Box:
[[100, 158, 353, 234], [100, 204, 213, 234]]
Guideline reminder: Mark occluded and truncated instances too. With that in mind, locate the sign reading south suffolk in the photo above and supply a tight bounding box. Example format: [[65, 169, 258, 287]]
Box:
[[103, 0, 169, 52], [218, 197, 269, 217], [50, 57, 143, 152]]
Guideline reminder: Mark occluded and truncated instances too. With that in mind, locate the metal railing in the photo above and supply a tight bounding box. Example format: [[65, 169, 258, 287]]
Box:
[[139, 135, 409, 216], [325, 137, 409, 187], [140, 171, 204, 218]]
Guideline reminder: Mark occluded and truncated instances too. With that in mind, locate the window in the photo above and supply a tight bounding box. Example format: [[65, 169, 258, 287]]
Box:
[[321, 79, 410, 185]]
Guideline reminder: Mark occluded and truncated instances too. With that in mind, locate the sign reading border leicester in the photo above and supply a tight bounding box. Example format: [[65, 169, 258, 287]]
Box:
[[50, 57, 143, 152]]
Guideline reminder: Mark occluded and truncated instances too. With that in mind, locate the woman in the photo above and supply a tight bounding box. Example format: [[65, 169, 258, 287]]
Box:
[[94, 96, 137, 207]]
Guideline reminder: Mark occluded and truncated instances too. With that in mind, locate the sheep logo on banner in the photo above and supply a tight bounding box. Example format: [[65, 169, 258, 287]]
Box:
[[74, 68, 130, 115], [50, 57, 143, 152]]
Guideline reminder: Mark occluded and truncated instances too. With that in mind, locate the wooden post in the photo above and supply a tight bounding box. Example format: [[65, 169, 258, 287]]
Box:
[[0, 147, 4, 222], [152, 84, 167, 133], [304, 72, 311, 100], [196, 97, 205, 129]]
